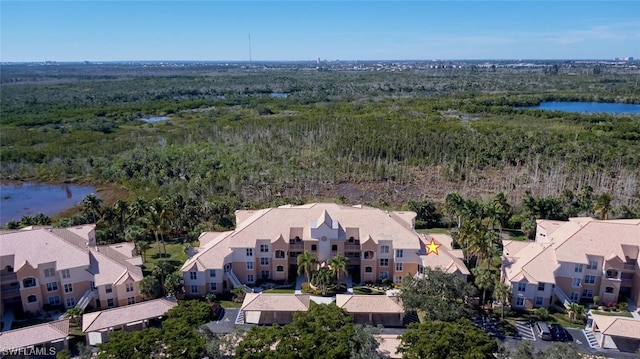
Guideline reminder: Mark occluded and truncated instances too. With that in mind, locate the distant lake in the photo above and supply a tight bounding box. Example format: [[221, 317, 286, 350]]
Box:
[[270, 92, 288, 98], [0, 182, 97, 225], [522, 101, 640, 114], [142, 116, 170, 123]]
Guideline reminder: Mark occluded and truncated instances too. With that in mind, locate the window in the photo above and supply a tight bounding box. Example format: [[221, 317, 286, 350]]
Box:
[[277, 265, 284, 272], [190, 285, 198, 294], [363, 251, 374, 259], [209, 269, 217, 277], [27, 295, 37, 303], [331, 244, 338, 252], [275, 250, 285, 258], [516, 297, 524, 307], [535, 297, 543, 306], [379, 271, 389, 279], [66, 297, 75, 308], [261, 270, 270, 279], [380, 258, 389, 267], [48, 296, 60, 305], [395, 263, 403, 271], [62, 269, 71, 279], [574, 264, 584, 273], [311, 244, 317, 251], [260, 257, 269, 266], [582, 289, 594, 298], [127, 297, 135, 305], [46, 282, 58, 292], [23, 277, 36, 288], [105, 285, 113, 293], [246, 248, 253, 257], [606, 269, 619, 278], [64, 283, 73, 293], [395, 249, 403, 258], [395, 276, 403, 284], [365, 266, 372, 273], [587, 260, 598, 270], [107, 298, 115, 307], [537, 282, 545, 291], [584, 275, 596, 285], [247, 274, 254, 283], [605, 286, 614, 294], [44, 268, 55, 277], [210, 283, 217, 291], [621, 272, 634, 280], [570, 292, 579, 301], [126, 283, 134, 292], [380, 245, 389, 254], [260, 244, 269, 253], [190, 271, 197, 280], [247, 262, 254, 270], [572, 278, 581, 287], [517, 282, 526, 292]]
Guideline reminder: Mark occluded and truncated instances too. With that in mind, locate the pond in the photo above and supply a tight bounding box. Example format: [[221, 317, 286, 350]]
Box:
[[270, 92, 289, 98], [521, 101, 640, 114], [0, 182, 97, 225], [142, 116, 170, 123]]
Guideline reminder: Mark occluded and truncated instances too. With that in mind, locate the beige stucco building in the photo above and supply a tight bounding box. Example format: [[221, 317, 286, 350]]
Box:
[[181, 203, 469, 295], [0, 225, 144, 317], [502, 217, 640, 310]]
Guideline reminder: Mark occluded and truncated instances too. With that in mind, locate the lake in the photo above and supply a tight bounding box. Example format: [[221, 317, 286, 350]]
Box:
[[142, 116, 170, 123], [522, 101, 640, 114], [0, 182, 97, 225]]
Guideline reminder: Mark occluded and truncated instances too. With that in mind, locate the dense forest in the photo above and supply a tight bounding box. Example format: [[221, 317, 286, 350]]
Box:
[[1, 61, 639, 237]]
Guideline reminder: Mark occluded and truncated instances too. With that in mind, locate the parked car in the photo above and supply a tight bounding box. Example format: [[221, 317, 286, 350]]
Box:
[[211, 304, 224, 321], [534, 321, 553, 341], [551, 323, 568, 342]]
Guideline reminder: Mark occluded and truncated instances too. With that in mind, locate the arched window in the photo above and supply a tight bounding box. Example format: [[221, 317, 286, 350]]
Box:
[[363, 251, 375, 259], [276, 266, 284, 272], [23, 277, 36, 288], [275, 250, 285, 259], [27, 295, 37, 303], [365, 266, 373, 273], [606, 269, 618, 279]]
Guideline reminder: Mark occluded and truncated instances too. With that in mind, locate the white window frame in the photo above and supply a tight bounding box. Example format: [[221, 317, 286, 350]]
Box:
[[49, 296, 61, 305], [395, 276, 403, 284], [190, 285, 198, 294], [125, 283, 134, 292], [247, 262, 254, 270], [210, 283, 217, 291], [395, 263, 403, 271], [587, 260, 598, 270], [66, 297, 75, 308], [46, 282, 58, 292], [260, 257, 269, 266], [537, 282, 545, 291], [572, 278, 581, 287], [380, 258, 389, 267], [517, 282, 526, 292], [127, 297, 135, 305], [584, 275, 596, 285], [535, 297, 543, 306], [582, 289, 594, 298], [574, 264, 584, 273], [62, 269, 71, 279], [247, 274, 254, 283], [570, 292, 579, 301], [64, 283, 73, 293], [44, 268, 55, 277], [209, 269, 216, 277], [516, 297, 525, 307], [190, 271, 197, 280], [260, 244, 269, 253], [380, 245, 389, 254], [276, 265, 284, 272], [105, 285, 113, 293], [246, 248, 253, 257], [605, 286, 614, 294], [365, 266, 372, 273], [395, 249, 403, 258], [379, 271, 389, 279], [107, 298, 115, 307]]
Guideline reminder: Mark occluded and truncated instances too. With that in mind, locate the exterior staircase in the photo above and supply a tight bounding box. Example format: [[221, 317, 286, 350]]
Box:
[[235, 309, 246, 324], [226, 270, 253, 293], [583, 329, 599, 348], [77, 289, 97, 310], [553, 286, 572, 308]]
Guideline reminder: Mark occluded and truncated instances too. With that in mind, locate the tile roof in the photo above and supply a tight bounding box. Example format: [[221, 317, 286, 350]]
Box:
[[419, 235, 470, 275], [181, 232, 233, 271], [591, 314, 640, 339], [241, 293, 311, 312], [336, 294, 404, 313], [375, 334, 402, 359], [0, 227, 92, 271], [82, 298, 177, 332], [0, 319, 69, 350], [88, 246, 143, 287]]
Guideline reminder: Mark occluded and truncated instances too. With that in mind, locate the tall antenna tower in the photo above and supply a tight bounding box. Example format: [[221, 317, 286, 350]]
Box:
[[249, 34, 252, 62]]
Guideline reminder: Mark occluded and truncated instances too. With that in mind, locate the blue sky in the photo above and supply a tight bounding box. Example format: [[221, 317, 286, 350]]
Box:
[[1, 1, 638, 61]]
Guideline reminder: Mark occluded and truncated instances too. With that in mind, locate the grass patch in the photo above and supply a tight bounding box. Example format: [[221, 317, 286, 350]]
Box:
[[219, 300, 242, 309], [590, 310, 633, 318], [143, 242, 190, 273], [262, 288, 295, 294], [353, 286, 386, 295], [416, 228, 451, 235]]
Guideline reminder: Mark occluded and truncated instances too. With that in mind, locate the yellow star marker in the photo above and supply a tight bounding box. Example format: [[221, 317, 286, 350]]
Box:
[[426, 238, 442, 255]]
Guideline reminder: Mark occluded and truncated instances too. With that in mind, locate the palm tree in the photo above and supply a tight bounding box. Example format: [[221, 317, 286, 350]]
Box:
[[569, 303, 585, 322], [81, 194, 103, 224], [297, 251, 318, 283], [112, 200, 129, 235], [444, 192, 465, 228], [472, 267, 495, 307], [164, 271, 184, 296], [593, 193, 614, 220], [63, 306, 84, 327], [153, 259, 175, 295], [311, 267, 334, 296], [327, 253, 349, 283], [468, 227, 501, 269], [125, 225, 150, 262], [493, 282, 511, 319], [491, 192, 511, 232], [138, 276, 162, 299], [456, 218, 483, 263]]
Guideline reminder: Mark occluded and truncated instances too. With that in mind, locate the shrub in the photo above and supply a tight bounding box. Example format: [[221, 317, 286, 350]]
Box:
[[618, 302, 628, 311]]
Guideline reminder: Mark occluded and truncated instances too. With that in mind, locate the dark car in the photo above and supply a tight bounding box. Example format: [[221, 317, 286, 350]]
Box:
[[551, 323, 568, 342], [211, 304, 224, 321]]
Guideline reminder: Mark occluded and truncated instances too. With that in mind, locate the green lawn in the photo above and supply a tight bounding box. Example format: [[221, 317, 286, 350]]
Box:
[[416, 228, 451, 235], [352, 286, 386, 295], [591, 310, 634, 318], [143, 242, 191, 273], [262, 288, 295, 294], [219, 300, 242, 309]]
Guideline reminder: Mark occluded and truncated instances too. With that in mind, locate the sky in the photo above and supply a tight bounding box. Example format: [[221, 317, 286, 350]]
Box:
[[1, 1, 639, 62]]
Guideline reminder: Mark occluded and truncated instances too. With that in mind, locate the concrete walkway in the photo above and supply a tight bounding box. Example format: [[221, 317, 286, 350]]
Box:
[[294, 274, 306, 294]]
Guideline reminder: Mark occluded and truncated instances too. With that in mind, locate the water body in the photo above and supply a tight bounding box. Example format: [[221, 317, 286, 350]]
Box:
[[522, 101, 640, 114], [0, 182, 97, 225], [270, 92, 288, 98], [142, 116, 170, 123]]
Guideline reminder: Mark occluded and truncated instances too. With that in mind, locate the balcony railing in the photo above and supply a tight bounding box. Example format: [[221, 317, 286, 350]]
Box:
[[289, 243, 304, 250], [344, 244, 361, 251], [0, 273, 17, 282], [1, 288, 20, 298]]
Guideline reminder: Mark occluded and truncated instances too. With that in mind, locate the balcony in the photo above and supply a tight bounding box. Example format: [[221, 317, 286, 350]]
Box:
[[289, 243, 304, 250], [1, 273, 17, 283], [1, 287, 20, 298], [344, 244, 361, 251]]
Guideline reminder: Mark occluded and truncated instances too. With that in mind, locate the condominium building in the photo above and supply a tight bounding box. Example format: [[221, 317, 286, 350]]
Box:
[[181, 203, 469, 295], [501, 217, 640, 309], [0, 225, 144, 318]]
